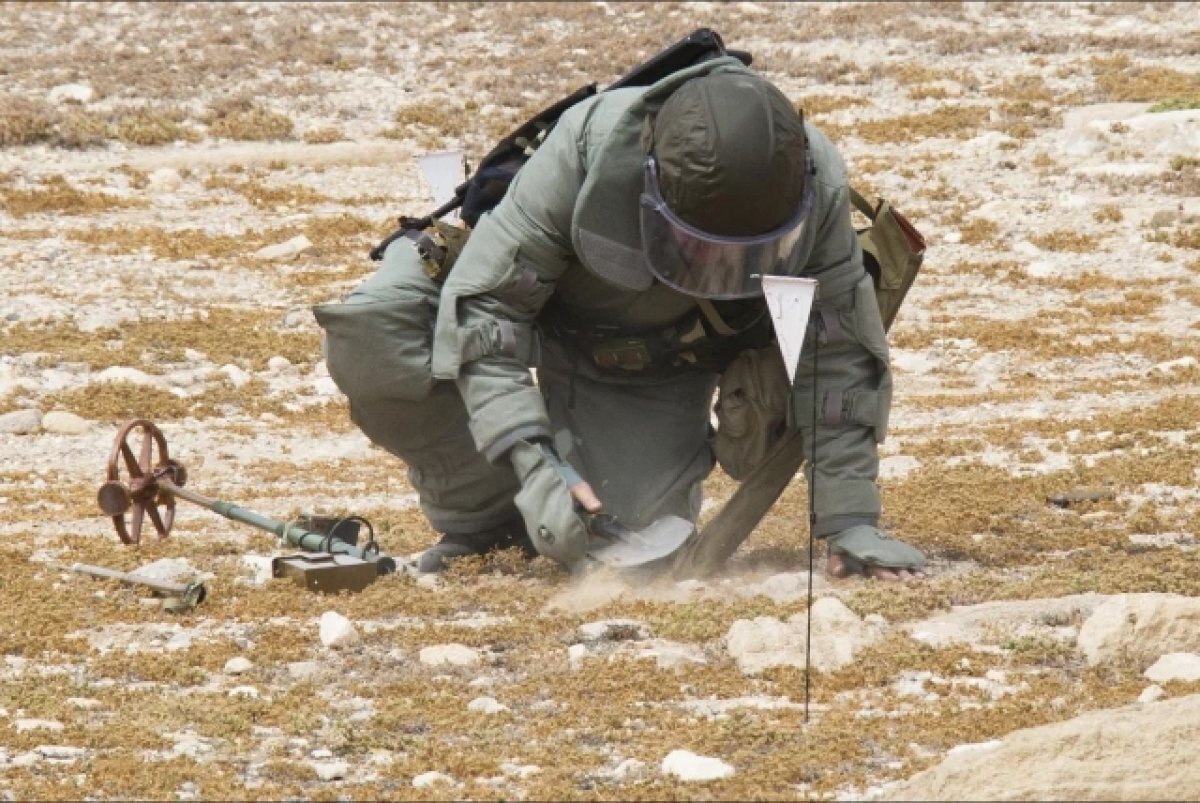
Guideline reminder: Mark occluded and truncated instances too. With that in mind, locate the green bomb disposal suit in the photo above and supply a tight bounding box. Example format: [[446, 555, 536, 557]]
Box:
[[315, 57, 913, 571]]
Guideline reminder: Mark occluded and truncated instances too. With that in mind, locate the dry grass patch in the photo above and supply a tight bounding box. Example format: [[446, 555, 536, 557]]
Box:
[[1, 175, 143, 217], [3, 309, 318, 372], [205, 97, 294, 141], [1028, 229, 1100, 253], [1090, 55, 1200, 103], [834, 105, 991, 144]]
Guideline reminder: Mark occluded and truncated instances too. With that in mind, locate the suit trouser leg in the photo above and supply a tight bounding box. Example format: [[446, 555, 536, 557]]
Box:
[[319, 242, 521, 535]]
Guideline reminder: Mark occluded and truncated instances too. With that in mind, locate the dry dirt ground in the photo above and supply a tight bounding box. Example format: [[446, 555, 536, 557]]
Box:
[[1, 2, 1199, 800]]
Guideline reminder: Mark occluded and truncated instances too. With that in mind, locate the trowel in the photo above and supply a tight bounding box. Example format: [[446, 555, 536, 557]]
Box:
[[584, 512, 694, 569]]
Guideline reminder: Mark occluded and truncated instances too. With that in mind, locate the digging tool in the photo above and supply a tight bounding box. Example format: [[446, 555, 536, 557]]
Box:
[[585, 512, 695, 569], [69, 562, 207, 611], [96, 419, 396, 576]]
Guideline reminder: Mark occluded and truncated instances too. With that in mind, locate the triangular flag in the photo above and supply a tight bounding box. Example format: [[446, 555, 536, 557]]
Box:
[[761, 275, 818, 384], [416, 149, 466, 222]]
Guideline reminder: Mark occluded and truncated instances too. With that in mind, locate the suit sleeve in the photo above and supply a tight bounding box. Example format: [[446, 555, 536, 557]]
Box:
[[430, 101, 595, 462]]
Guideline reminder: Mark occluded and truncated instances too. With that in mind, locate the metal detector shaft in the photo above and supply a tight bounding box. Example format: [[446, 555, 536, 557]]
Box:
[[160, 480, 396, 575], [70, 562, 207, 604]]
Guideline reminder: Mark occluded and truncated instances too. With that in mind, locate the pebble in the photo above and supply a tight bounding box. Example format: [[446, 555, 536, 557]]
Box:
[[47, 83, 93, 104], [661, 749, 735, 781], [1138, 684, 1165, 703], [319, 611, 360, 648], [467, 696, 508, 715], [255, 235, 314, 261], [219, 364, 252, 388], [567, 643, 588, 670], [65, 698, 101, 710], [15, 719, 64, 733], [267, 356, 292, 372], [95, 366, 160, 387], [287, 661, 323, 681], [310, 760, 350, 781], [227, 685, 260, 699], [419, 643, 480, 667], [147, 168, 183, 194], [35, 745, 88, 761], [578, 619, 650, 642], [223, 657, 254, 675], [412, 771, 456, 788]]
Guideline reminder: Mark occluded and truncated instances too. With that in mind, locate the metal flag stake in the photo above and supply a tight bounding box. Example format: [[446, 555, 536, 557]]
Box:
[[761, 275, 820, 723]]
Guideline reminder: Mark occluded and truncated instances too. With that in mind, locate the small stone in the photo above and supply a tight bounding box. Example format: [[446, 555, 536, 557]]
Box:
[[412, 771, 455, 788], [254, 235, 314, 261], [47, 83, 93, 104], [310, 760, 350, 781], [34, 745, 87, 761], [319, 612, 360, 648], [267, 356, 292, 372], [40, 410, 90, 434], [1144, 652, 1200, 683], [65, 698, 100, 710], [1138, 685, 1165, 703], [578, 619, 650, 642], [95, 366, 160, 387], [661, 749, 735, 781], [500, 762, 540, 778], [467, 696, 509, 715], [227, 685, 260, 699], [0, 409, 42, 434], [147, 168, 183, 194], [15, 719, 63, 733], [310, 748, 334, 759], [223, 657, 254, 675], [287, 661, 322, 681], [219, 364, 252, 388], [1148, 208, 1180, 228], [613, 758, 647, 779], [567, 643, 587, 670], [419, 643, 480, 667]]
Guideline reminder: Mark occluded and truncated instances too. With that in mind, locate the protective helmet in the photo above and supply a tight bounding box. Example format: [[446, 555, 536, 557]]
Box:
[[640, 72, 813, 299]]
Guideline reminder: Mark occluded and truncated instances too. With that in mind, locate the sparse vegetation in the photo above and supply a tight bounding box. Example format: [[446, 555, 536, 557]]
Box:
[[2, 3, 1198, 800]]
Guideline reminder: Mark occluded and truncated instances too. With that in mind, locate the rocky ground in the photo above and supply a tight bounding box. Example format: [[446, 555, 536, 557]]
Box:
[[1, 2, 1199, 800]]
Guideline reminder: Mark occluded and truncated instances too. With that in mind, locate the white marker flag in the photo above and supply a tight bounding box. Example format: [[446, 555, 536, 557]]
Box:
[[416, 149, 466, 222], [761, 275, 818, 384]]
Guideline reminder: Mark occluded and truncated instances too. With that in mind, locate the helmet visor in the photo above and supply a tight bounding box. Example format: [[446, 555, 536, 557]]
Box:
[[639, 156, 814, 300]]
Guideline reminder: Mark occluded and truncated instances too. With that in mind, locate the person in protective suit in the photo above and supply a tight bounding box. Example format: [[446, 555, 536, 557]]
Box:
[[316, 55, 927, 580]]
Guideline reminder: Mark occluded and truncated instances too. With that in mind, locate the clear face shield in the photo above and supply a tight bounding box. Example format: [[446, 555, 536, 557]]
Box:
[[638, 156, 814, 300]]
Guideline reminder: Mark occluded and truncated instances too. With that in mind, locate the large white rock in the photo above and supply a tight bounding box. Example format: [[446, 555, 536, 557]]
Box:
[[1144, 653, 1200, 683], [0, 409, 42, 434], [95, 366, 161, 387], [419, 643, 480, 667], [40, 410, 90, 434], [1077, 593, 1200, 666], [466, 696, 508, 715], [725, 597, 884, 675], [905, 594, 1106, 649], [310, 760, 350, 781], [318, 611, 360, 648], [884, 694, 1200, 800], [661, 749, 735, 781]]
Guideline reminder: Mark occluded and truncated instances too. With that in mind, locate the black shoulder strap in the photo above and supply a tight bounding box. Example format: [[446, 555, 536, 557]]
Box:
[[369, 28, 753, 261]]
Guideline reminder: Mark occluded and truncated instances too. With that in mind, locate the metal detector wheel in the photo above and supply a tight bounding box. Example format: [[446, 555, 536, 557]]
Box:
[[585, 513, 695, 569], [97, 418, 186, 544]]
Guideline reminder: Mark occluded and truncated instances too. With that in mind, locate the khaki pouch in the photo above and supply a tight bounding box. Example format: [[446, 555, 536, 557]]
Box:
[[850, 188, 926, 332], [712, 346, 790, 481]]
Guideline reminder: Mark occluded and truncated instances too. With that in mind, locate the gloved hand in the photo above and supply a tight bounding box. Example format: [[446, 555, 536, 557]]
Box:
[[825, 525, 927, 582], [508, 439, 600, 569]]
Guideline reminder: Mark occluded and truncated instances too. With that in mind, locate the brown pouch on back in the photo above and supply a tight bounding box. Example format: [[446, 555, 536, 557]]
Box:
[[850, 188, 926, 332]]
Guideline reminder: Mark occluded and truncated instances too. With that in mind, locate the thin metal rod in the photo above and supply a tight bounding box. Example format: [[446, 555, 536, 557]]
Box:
[[804, 311, 820, 724], [158, 479, 396, 573]]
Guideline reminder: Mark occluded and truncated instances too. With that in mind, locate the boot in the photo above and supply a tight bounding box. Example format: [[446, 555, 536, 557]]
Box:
[[416, 517, 535, 573]]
